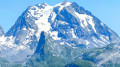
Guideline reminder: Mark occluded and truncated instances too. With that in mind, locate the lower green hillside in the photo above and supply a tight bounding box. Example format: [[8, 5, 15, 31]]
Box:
[[26, 38, 120, 67], [26, 32, 96, 67], [1, 32, 120, 67], [65, 60, 96, 67], [26, 54, 95, 67], [0, 57, 22, 67]]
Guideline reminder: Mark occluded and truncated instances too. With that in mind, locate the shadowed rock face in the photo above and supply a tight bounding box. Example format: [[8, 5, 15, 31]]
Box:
[[35, 32, 45, 54], [34, 31, 45, 60]]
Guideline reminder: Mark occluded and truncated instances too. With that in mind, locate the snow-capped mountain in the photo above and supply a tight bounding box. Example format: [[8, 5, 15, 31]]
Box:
[[0, 1, 120, 64], [6, 1, 120, 49]]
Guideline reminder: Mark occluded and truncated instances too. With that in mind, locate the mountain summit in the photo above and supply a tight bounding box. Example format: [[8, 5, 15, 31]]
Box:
[[61, 0, 68, 5], [0, 1, 120, 66]]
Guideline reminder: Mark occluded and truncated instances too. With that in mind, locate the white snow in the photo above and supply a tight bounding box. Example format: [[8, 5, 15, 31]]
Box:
[[92, 37, 106, 46], [28, 5, 54, 40], [74, 12, 97, 33], [23, 28, 27, 30], [60, 42, 64, 45], [93, 43, 98, 47], [87, 18, 96, 33], [74, 12, 88, 28], [0, 36, 16, 48], [0, 35, 7, 44], [58, 21, 68, 25], [101, 23, 104, 26], [89, 21, 96, 33], [85, 40, 90, 45], [80, 22, 85, 28], [106, 36, 109, 40], [51, 12, 57, 22], [16, 45, 26, 50], [29, 4, 63, 41], [71, 28, 77, 38], [49, 31, 61, 40], [55, 2, 71, 11], [100, 35, 110, 44]]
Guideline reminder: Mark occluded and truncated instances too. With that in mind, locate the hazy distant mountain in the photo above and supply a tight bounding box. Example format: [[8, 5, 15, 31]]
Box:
[[0, 25, 4, 36]]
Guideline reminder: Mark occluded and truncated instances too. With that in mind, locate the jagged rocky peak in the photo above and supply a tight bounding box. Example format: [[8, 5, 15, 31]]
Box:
[[0, 25, 4, 36], [35, 2, 49, 9], [41, 2, 48, 6], [61, 0, 69, 5]]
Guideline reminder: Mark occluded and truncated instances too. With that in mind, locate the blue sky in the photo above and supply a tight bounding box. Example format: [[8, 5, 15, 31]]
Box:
[[0, 0, 120, 36]]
